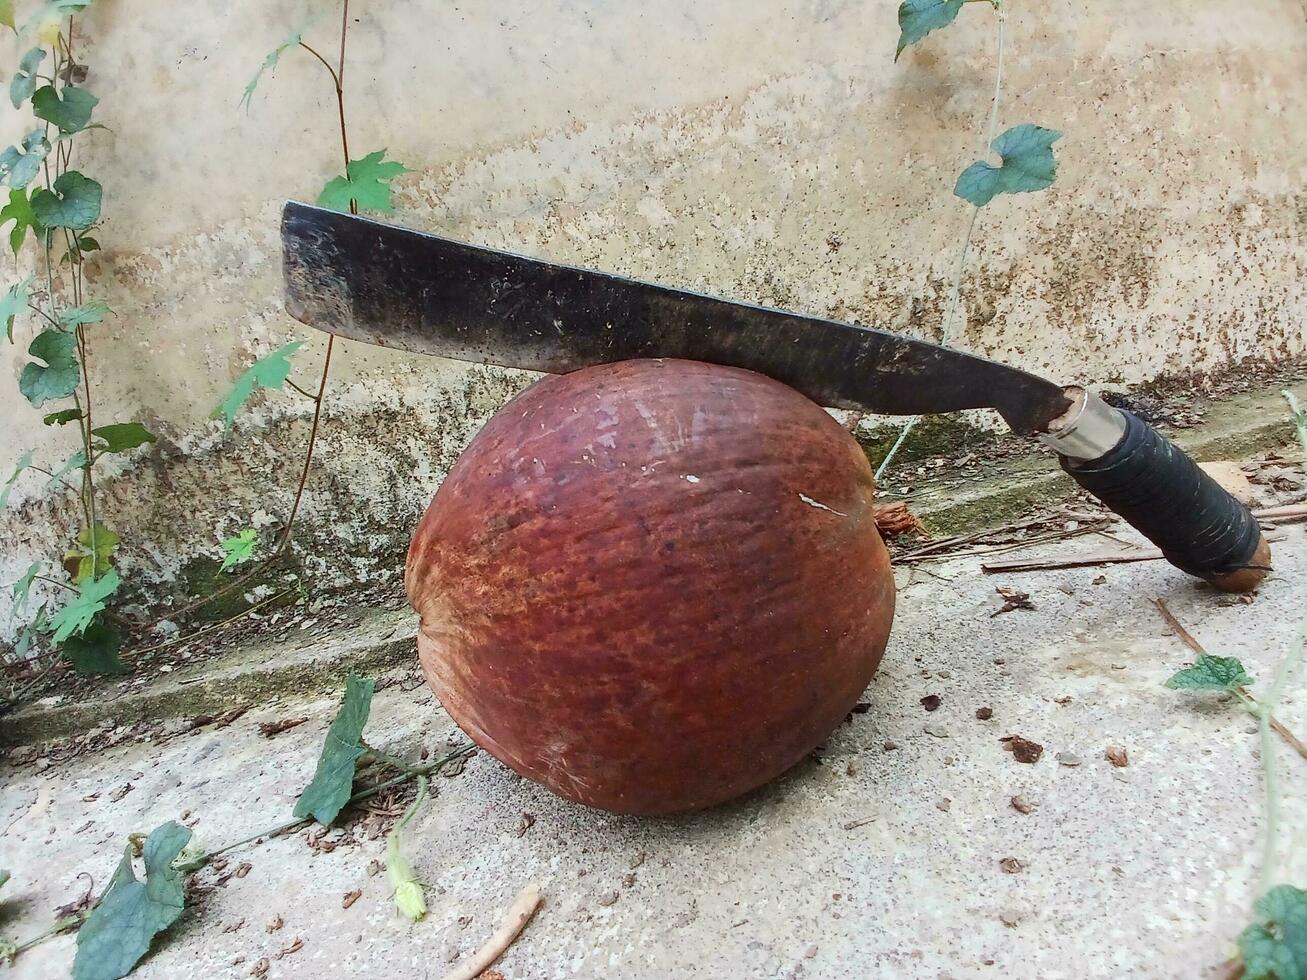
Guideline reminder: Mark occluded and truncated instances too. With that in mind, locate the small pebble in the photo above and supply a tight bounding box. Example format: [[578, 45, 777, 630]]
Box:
[[1056, 752, 1082, 767], [923, 725, 950, 739], [882, 741, 900, 751], [999, 908, 1022, 927], [1010, 795, 1033, 814], [975, 706, 993, 720], [936, 670, 951, 679], [999, 857, 1023, 874], [805, 945, 818, 959], [936, 797, 952, 812], [597, 891, 619, 907]]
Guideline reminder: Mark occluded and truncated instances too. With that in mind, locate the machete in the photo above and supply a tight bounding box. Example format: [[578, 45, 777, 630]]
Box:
[[280, 201, 1270, 593]]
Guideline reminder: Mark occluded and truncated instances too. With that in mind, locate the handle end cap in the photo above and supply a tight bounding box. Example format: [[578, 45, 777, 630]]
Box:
[[1206, 532, 1272, 594]]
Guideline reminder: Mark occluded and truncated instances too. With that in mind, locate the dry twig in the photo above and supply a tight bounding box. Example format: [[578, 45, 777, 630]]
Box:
[[440, 883, 542, 980], [982, 531, 1287, 575], [1153, 598, 1306, 761]]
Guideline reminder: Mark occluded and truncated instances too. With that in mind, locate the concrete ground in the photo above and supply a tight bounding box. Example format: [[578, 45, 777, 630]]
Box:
[[2, 522, 1304, 979]]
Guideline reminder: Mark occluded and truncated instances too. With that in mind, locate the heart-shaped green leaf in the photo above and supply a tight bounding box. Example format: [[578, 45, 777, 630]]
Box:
[[955, 124, 1062, 207], [92, 422, 156, 454], [67, 522, 119, 584], [1165, 654, 1253, 692], [72, 822, 192, 980], [19, 328, 81, 406], [31, 170, 102, 229], [32, 83, 98, 134], [62, 620, 125, 675], [59, 301, 109, 328], [896, 0, 965, 60], [294, 673, 375, 825], [43, 407, 83, 426], [9, 48, 44, 108], [0, 129, 51, 189]]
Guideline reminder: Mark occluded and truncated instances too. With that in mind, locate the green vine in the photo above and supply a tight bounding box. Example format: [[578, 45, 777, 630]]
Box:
[[1, 1, 149, 681], [0, 669, 467, 977], [878, 0, 1062, 481], [133, 0, 408, 632], [1160, 396, 1307, 977], [1, 0, 407, 695]]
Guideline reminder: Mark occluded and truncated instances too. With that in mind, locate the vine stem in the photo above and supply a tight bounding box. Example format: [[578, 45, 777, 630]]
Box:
[[360, 739, 422, 776], [177, 743, 473, 872], [25, 303, 59, 327], [1259, 628, 1306, 893], [28, 467, 82, 494], [8, 745, 473, 960], [140, 2, 355, 632], [1261, 389, 1307, 888], [1153, 597, 1307, 760], [7, 913, 86, 957], [876, 0, 1006, 483], [1286, 390, 1306, 456], [127, 587, 294, 660]]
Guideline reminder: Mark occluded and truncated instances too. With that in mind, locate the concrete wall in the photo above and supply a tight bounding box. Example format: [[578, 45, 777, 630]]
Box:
[[2, 0, 1304, 626]]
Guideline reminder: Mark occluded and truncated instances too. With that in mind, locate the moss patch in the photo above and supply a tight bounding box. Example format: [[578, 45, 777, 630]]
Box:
[[855, 414, 999, 470], [168, 549, 305, 624]]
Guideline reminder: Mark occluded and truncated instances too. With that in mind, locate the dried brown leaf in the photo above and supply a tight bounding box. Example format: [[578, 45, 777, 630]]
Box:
[[1000, 735, 1043, 764], [259, 717, 308, 737]]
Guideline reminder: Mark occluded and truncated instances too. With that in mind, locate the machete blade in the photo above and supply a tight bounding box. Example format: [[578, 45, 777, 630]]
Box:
[[282, 201, 1071, 432]]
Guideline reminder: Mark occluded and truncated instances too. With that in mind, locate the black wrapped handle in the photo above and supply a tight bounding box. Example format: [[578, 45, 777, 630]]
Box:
[[1060, 410, 1270, 592]]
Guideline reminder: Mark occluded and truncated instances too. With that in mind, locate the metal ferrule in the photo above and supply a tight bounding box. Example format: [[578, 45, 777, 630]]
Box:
[[1038, 387, 1128, 462]]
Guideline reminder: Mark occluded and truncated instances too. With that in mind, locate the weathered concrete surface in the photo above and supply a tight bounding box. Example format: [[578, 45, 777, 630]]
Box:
[[3, 521, 1303, 978], [0, 607, 415, 748], [3, 370, 1302, 747], [2, 1, 1305, 633]]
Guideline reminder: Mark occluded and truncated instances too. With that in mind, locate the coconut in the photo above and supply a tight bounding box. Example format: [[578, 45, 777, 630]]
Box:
[[406, 359, 895, 814]]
